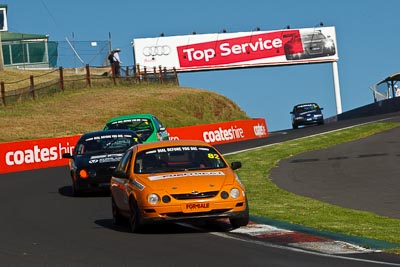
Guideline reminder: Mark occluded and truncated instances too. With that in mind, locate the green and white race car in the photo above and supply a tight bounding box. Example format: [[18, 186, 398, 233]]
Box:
[[103, 113, 169, 143]]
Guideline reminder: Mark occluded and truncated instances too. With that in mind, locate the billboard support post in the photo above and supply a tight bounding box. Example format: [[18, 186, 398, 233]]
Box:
[[332, 61, 342, 114]]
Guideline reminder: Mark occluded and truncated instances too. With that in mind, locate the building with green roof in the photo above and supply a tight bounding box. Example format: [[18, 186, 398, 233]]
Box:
[[0, 4, 57, 68]]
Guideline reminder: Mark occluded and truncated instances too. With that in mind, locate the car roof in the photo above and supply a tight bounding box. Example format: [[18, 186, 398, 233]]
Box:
[[294, 103, 319, 108], [80, 129, 140, 139], [105, 114, 155, 123], [134, 139, 212, 151]]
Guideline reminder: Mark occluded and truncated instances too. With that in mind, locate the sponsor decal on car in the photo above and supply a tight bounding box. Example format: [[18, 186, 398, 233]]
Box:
[[148, 171, 225, 181], [184, 202, 211, 212], [88, 154, 124, 164]]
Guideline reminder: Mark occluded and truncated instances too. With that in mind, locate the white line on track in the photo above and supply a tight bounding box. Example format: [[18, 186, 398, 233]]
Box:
[[177, 222, 400, 266]]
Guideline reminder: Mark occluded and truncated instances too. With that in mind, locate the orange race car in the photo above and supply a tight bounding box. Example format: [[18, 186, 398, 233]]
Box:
[[110, 139, 249, 232]]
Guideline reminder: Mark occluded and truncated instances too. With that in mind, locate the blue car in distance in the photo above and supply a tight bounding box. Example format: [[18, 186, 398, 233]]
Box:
[[290, 103, 324, 129]]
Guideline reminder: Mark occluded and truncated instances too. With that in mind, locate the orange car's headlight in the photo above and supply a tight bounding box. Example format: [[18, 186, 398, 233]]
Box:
[[148, 193, 160, 205], [230, 188, 240, 199]]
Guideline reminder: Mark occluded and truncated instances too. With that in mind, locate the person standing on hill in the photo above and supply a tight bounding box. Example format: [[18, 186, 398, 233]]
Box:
[[112, 48, 122, 77], [108, 48, 122, 77], [108, 50, 115, 76]]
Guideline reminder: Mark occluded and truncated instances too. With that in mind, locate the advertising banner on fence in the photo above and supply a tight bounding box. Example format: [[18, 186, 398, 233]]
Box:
[[166, 118, 268, 145], [0, 135, 79, 174], [133, 26, 338, 72], [0, 119, 268, 174]]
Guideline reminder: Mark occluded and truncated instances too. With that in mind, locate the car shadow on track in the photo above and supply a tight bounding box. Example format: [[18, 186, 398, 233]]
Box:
[[58, 185, 110, 198], [94, 218, 234, 235]]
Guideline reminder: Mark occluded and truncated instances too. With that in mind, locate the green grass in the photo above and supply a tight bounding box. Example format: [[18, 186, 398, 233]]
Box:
[[0, 83, 249, 142], [225, 122, 400, 252]]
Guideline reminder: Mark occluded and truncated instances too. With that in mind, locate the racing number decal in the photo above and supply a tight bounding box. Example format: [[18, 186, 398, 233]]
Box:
[[207, 153, 220, 160]]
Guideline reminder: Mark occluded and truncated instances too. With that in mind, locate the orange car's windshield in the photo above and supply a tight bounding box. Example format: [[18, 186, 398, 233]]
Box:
[[134, 145, 227, 174]]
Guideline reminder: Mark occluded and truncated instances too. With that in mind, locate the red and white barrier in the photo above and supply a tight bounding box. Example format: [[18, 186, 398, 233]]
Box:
[[0, 135, 79, 174], [0, 118, 268, 174], [167, 118, 268, 144]]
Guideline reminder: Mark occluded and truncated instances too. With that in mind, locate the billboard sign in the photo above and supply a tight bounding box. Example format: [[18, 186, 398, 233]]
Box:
[[133, 26, 338, 72]]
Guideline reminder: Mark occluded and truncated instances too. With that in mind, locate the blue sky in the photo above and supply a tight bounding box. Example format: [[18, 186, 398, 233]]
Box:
[[3, 0, 399, 131]]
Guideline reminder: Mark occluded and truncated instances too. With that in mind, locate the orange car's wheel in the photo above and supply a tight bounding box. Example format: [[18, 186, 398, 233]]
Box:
[[129, 198, 142, 233], [229, 200, 249, 228], [111, 197, 124, 225]]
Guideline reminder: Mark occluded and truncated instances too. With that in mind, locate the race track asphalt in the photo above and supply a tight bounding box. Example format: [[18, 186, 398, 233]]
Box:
[[269, 116, 400, 219]]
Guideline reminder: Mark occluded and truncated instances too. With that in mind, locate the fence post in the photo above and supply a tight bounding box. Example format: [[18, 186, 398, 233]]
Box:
[[59, 67, 65, 91], [30, 75, 36, 100], [143, 67, 147, 83], [158, 66, 163, 84], [1, 81, 5, 106], [85, 64, 91, 88], [111, 63, 116, 85], [135, 64, 141, 83], [173, 67, 179, 86], [163, 67, 167, 83], [153, 67, 157, 83]]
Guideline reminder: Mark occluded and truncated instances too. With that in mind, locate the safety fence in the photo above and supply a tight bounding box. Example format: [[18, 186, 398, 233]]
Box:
[[0, 64, 179, 107]]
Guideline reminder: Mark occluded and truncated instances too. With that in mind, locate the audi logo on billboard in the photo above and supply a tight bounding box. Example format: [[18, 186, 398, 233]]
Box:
[[143, 45, 171, 57]]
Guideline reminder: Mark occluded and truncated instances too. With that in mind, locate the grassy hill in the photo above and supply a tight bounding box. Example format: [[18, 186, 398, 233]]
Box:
[[0, 69, 249, 143]]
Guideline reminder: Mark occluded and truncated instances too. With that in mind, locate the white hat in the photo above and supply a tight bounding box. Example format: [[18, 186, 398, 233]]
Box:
[[395, 85, 398, 88]]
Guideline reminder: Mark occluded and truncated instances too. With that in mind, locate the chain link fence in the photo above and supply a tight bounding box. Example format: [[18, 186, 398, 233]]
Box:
[[55, 40, 111, 68]]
